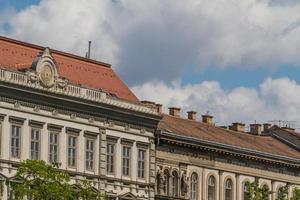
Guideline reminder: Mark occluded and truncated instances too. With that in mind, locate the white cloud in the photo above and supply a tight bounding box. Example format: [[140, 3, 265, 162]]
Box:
[[132, 77, 300, 128], [1, 0, 300, 84]]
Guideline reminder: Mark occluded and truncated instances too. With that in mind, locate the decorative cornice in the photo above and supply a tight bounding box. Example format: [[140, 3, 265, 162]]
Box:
[[159, 131, 300, 168], [0, 67, 158, 115]]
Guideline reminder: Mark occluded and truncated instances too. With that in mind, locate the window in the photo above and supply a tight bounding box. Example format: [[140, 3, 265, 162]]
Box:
[[208, 176, 216, 200], [190, 173, 198, 200], [49, 132, 59, 163], [225, 179, 233, 200], [11, 125, 21, 158], [243, 182, 250, 200], [85, 139, 94, 171], [122, 146, 131, 176], [30, 128, 40, 160], [163, 170, 170, 196], [171, 171, 179, 197], [107, 143, 115, 173], [262, 185, 270, 200], [67, 136, 77, 167], [138, 149, 146, 178]]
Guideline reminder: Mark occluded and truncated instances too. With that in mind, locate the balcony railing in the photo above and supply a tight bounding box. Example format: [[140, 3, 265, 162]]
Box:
[[0, 67, 157, 115]]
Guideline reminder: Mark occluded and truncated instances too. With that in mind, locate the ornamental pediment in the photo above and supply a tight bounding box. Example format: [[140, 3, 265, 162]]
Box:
[[28, 48, 68, 88]]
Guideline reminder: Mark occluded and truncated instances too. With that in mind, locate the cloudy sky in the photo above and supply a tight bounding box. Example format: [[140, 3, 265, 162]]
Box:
[[1, 0, 300, 128]]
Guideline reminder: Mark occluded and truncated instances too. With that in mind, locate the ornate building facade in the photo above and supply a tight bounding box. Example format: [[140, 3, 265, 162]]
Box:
[[1, 36, 300, 200], [0, 36, 161, 200], [155, 108, 300, 200]]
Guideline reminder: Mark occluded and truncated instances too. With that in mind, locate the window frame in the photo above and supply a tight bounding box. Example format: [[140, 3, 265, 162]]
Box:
[[190, 172, 198, 200], [49, 131, 59, 164], [85, 138, 95, 171], [137, 149, 146, 179], [243, 181, 251, 200], [122, 145, 131, 177], [171, 170, 179, 197], [10, 124, 21, 158], [224, 178, 233, 200], [30, 127, 41, 160], [207, 175, 216, 200], [106, 142, 115, 174], [67, 135, 77, 168]]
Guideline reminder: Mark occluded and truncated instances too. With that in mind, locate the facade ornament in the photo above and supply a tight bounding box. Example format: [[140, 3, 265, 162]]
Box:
[[31, 48, 58, 88], [56, 77, 69, 88], [52, 110, 59, 116], [33, 106, 40, 112], [157, 166, 165, 195], [180, 171, 189, 197], [26, 70, 38, 83], [14, 102, 20, 108]]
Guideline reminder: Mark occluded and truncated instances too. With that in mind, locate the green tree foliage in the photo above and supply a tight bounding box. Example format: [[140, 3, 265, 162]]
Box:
[[246, 181, 272, 200], [10, 160, 107, 200], [247, 181, 300, 200]]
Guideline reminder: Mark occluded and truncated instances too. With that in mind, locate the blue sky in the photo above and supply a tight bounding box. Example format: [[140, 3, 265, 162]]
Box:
[[2, 0, 300, 126]]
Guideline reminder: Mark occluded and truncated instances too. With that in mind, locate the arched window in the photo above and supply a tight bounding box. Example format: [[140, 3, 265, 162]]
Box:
[[262, 184, 270, 200], [171, 171, 179, 197], [224, 179, 233, 200], [163, 170, 170, 196], [190, 173, 198, 200], [243, 182, 250, 200], [208, 176, 216, 200]]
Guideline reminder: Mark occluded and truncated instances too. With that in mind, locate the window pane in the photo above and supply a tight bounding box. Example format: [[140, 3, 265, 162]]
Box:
[[11, 125, 21, 158], [106, 143, 115, 173], [138, 149, 146, 178], [67, 136, 77, 167], [85, 139, 94, 170], [122, 146, 131, 176], [49, 132, 59, 163], [190, 173, 198, 200]]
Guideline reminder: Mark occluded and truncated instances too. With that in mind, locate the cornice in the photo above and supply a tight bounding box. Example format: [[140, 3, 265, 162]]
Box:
[[158, 131, 300, 168]]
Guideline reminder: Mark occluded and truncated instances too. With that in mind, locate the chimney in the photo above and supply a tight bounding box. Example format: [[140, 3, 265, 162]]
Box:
[[263, 123, 272, 133], [202, 115, 213, 125], [187, 111, 197, 121], [230, 122, 245, 132], [156, 104, 163, 114], [169, 107, 181, 117], [250, 124, 262, 135]]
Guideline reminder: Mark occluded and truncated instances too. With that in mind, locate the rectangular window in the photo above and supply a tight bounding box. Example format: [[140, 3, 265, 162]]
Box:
[[49, 132, 59, 163], [68, 136, 77, 167], [106, 143, 115, 173], [85, 139, 94, 171], [138, 149, 146, 178], [30, 128, 40, 160], [11, 125, 21, 158], [122, 146, 131, 176]]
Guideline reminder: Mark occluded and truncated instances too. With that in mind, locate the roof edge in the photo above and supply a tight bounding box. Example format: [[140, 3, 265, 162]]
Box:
[[159, 130, 300, 166], [0, 35, 111, 68]]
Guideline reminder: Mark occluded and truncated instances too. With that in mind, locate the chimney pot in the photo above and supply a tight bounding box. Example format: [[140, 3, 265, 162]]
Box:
[[229, 122, 245, 132], [169, 107, 181, 117], [250, 124, 262, 135], [187, 111, 197, 121], [202, 115, 213, 125]]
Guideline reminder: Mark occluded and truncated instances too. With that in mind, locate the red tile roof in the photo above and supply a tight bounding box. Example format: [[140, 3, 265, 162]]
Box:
[[0, 36, 138, 102], [158, 114, 300, 159]]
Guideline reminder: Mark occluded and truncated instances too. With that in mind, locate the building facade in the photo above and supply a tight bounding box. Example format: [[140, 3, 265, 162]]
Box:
[[0, 36, 161, 200], [155, 108, 300, 200], [1, 36, 300, 200]]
